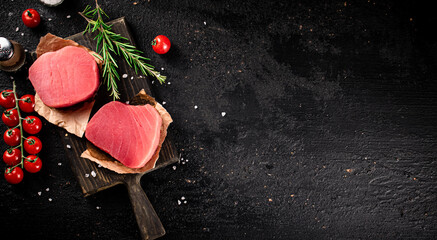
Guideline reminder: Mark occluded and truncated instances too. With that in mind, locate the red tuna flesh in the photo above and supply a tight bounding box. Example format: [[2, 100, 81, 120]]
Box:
[[85, 101, 162, 169], [28, 46, 100, 108]]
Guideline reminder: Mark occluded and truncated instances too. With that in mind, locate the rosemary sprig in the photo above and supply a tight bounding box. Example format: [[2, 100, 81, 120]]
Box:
[[79, 0, 166, 100]]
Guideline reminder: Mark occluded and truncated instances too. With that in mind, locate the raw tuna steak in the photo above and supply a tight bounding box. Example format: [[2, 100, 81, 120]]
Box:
[[85, 101, 162, 169], [28, 46, 100, 108]]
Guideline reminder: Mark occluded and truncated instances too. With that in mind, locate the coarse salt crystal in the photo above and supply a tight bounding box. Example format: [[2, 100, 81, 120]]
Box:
[[48, 198, 53, 202], [221, 112, 226, 117], [122, 74, 128, 78], [46, 188, 50, 192], [126, 101, 130, 104], [182, 162, 186, 165], [66, 144, 71, 149], [24, 49, 28, 52], [97, 164, 102, 168], [15, 27, 19, 32], [152, 81, 155, 84], [194, 105, 198, 109], [162, 101, 166, 105], [161, 67, 164, 71], [204, 21, 207, 25], [85, 173, 90, 178], [181, 196, 185, 200], [91, 171, 96, 177], [10, 76, 14, 80], [58, 163, 62, 166], [184, 200, 187, 204], [168, 82, 171, 85], [38, 192, 42, 196], [172, 166, 177, 170], [96, 206, 101, 209], [66, 15, 71, 18], [177, 200, 181, 205], [48, 18, 52, 21], [21, 33, 24, 36], [8, 12, 13, 17]]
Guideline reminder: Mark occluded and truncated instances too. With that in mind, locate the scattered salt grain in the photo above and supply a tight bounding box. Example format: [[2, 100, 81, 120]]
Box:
[[10, 76, 14, 80], [168, 82, 171, 85], [91, 170, 96, 177], [204, 21, 207, 25], [97, 164, 102, 168], [8, 12, 13, 17], [152, 81, 155, 84], [182, 161, 186, 165], [58, 162, 62, 166], [24, 49, 28, 52], [161, 67, 164, 71], [46, 188, 50, 192], [122, 74, 128, 78], [181, 196, 185, 200], [21, 33, 24, 36], [177, 200, 181, 205], [48, 198, 53, 202], [125, 101, 130, 104], [15, 27, 19, 32], [38, 192, 42, 196], [172, 166, 177, 170], [66, 15, 71, 19], [184, 200, 187, 204], [48, 18, 52, 21], [96, 206, 101, 210], [162, 101, 166, 105], [66, 144, 71, 149], [194, 105, 198, 109], [221, 112, 226, 117], [65, 133, 68, 136], [85, 173, 90, 178]]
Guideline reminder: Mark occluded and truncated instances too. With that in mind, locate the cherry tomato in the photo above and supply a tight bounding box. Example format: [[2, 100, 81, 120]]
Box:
[[22, 116, 42, 135], [4, 128, 20, 146], [18, 94, 35, 113], [24, 155, 42, 173], [3, 148, 21, 166], [24, 136, 42, 154], [22, 9, 40, 28], [0, 90, 16, 108], [4, 167, 24, 184], [151, 35, 171, 54], [2, 108, 19, 127]]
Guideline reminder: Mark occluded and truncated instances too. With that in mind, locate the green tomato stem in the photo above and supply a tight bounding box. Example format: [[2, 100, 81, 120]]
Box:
[[12, 81, 25, 169]]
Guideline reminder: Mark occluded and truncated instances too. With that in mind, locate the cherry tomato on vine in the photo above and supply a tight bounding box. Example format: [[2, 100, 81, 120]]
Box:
[[4, 167, 24, 184], [24, 136, 42, 154], [22, 116, 42, 134], [3, 128, 20, 146], [151, 35, 171, 54], [0, 90, 16, 108], [24, 155, 42, 173], [18, 94, 35, 113], [3, 148, 21, 166], [2, 108, 19, 127], [22, 9, 41, 28]]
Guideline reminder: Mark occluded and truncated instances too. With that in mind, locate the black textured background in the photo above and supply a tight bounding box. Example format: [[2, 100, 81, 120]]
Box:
[[1, 0, 437, 239]]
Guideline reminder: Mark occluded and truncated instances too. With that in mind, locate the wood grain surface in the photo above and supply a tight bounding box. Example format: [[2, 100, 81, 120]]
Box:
[[58, 17, 178, 239]]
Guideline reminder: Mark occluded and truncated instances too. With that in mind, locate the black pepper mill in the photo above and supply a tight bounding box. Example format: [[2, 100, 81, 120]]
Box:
[[0, 37, 26, 72]]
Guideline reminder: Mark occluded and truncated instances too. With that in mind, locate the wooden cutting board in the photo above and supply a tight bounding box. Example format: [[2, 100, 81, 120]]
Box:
[[57, 17, 179, 240]]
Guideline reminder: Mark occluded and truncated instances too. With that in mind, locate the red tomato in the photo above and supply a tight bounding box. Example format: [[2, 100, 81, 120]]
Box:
[[0, 90, 16, 108], [152, 35, 171, 54], [24, 136, 42, 154], [22, 9, 40, 28], [18, 94, 35, 113], [4, 128, 20, 146], [3, 148, 21, 166], [4, 167, 24, 184], [24, 155, 42, 173], [2, 108, 19, 127], [22, 116, 42, 134]]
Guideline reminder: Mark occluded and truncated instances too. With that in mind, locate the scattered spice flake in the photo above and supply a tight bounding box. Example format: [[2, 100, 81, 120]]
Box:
[[221, 112, 226, 117], [122, 74, 128, 78], [91, 170, 96, 177], [133, 2, 137, 5], [290, 194, 295, 197], [268, 198, 273, 202], [346, 169, 352, 173]]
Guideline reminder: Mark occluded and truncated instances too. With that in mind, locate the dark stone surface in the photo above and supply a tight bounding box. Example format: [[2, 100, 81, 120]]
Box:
[[1, 0, 436, 239]]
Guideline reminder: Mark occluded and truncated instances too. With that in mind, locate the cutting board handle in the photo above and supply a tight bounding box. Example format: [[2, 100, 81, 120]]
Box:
[[125, 175, 166, 240]]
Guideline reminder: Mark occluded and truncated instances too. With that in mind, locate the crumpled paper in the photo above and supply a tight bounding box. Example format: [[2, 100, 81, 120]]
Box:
[[80, 89, 173, 174], [33, 33, 102, 137]]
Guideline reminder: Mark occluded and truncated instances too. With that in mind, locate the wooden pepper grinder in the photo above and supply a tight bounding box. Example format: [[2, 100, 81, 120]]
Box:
[[0, 37, 26, 72]]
